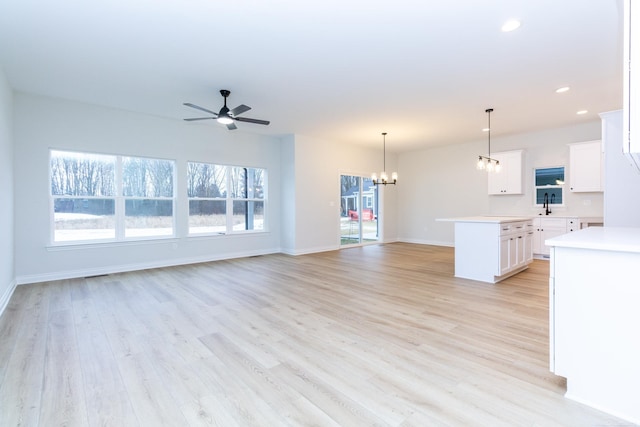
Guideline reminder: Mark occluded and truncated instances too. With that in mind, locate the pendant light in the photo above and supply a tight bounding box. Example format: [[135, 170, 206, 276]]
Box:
[[477, 108, 501, 172], [372, 132, 397, 185]]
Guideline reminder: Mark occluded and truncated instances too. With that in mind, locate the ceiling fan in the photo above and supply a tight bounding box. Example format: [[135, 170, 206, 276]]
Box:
[[183, 89, 270, 130]]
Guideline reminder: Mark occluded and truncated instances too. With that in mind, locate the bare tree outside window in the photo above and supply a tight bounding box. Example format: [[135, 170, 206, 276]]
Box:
[[50, 150, 175, 243], [51, 150, 116, 241], [122, 156, 174, 238], [187, 162, 266, 235]]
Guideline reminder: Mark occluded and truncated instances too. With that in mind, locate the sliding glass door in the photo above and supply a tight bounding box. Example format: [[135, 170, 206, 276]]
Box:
[[340, 175, 379, 246]]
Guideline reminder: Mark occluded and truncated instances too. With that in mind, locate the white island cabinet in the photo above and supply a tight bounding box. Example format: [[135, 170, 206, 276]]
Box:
[[547, 227, 640, 425], [448, 216, 533, 283]]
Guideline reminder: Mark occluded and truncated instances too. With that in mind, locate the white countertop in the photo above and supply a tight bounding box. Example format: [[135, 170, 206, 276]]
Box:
[[438, 216, 533, 224], [546, 226, 640, 253]]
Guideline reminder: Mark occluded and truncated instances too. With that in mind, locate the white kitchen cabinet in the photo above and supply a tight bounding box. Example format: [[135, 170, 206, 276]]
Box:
[[451, 216, 533, 283], [623, 0, 640, 170], [533, 217, 568, 257], [569, 141, 603, 192], [524, 228, 534, 263], [501, 221, 530, 273], [533, 216, 602, 257], [566, 217, 579, 232], [499, 235, 511, 276], [499, 227, 526, 276], [488, 150, 524, 195]]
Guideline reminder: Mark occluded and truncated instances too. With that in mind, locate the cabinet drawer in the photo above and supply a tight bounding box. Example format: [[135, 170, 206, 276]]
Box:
[[500, 221, 531, 236]]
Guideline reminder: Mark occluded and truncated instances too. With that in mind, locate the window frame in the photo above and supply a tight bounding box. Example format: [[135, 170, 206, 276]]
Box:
[[533, 165, 566, 207], [187, 161, 267, 236], [50, 149, 176, 245]]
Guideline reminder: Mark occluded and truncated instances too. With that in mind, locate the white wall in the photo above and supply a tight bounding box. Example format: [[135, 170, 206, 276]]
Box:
[[279, 134, 296, 253], [14, 93, 283, 284], [0, 67, 15, 314], [286, 134, 398, 255], [601, 110, 640, 226], [397, 121, 604, 246]]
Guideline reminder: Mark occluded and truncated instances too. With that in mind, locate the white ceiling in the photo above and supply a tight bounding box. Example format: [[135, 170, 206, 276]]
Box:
[[0, 0, 623, 152]]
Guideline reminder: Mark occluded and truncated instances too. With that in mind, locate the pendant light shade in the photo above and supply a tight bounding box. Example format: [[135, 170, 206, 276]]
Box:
[[372, 132, 397, 185], [477, 108, 501, 172]]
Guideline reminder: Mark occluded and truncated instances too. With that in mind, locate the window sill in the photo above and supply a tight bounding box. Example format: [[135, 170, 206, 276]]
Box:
[[47, 236, 179, 251]]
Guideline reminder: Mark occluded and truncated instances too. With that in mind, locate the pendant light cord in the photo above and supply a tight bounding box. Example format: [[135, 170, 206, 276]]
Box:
[[382, 132, 387, 172], [486, 108, 493, 157]]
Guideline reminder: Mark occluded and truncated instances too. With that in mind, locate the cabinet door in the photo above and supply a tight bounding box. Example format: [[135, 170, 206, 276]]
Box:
[[499, 235, 511, 275], [515, 233, 526, 267], [532, 218, 542, 254], [488, 150, 523, 195], [567, 217, 579, 232], [488, 157, 509, 194], [524, 231, 534, 262], [569, 141, 603, 192], [540, 227, 567, 256]]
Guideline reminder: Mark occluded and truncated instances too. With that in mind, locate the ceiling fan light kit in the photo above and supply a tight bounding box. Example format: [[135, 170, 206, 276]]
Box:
[[184, 89, 270, 130]]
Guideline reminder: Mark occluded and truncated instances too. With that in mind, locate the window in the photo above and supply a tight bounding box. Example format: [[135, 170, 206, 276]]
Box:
[[50, 150, 175, 243], [122, 156, 174, 238], [188, 162, 266, 235], [534, 166, 565, 206]]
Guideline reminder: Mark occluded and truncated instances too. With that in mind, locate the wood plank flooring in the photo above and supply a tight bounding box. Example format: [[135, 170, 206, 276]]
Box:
[[0, 243, 634, 426]]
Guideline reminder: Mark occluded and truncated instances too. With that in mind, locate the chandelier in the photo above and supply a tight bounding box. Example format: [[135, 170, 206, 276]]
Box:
[[477, 108, 501, 172], [372, 132, 397, 185]]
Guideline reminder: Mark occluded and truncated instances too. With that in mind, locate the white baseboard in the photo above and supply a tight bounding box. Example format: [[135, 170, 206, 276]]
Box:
[[0, 280, 17, 318], [397, 237, 454, 247], [280, 244, 339, 256], [16, 247, 281, 285]]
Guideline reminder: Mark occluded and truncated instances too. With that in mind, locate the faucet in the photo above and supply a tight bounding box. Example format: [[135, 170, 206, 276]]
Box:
[[543, 192, 552, 215]]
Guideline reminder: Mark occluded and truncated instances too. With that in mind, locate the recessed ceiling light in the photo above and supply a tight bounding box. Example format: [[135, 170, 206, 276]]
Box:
[[576, 110, 588, 115], [501, 19, 521, 32], [482, 128, 490, 132], [556, 86, 570, 93]]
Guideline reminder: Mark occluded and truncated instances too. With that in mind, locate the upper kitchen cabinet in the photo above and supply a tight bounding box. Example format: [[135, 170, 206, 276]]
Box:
[[623, 0, 640, 170], [488, 150, 524, 195], [569, 141, 603, 192]]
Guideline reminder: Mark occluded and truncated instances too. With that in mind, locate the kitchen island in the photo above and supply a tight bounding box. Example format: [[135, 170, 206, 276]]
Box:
[[547, 227, 640, 424], [442, 216, 534, 283]]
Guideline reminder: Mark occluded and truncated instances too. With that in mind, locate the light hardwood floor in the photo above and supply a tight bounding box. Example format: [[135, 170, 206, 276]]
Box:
[[0, 243, 634, 426]]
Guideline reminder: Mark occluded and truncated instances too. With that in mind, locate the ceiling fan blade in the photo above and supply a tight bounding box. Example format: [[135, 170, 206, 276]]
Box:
[[230, 104, 251, 116], [234, 116, 270, 126], [184, 117, 215, 121], [226, 122, 238, 130], [183, 102, 218, 116]]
